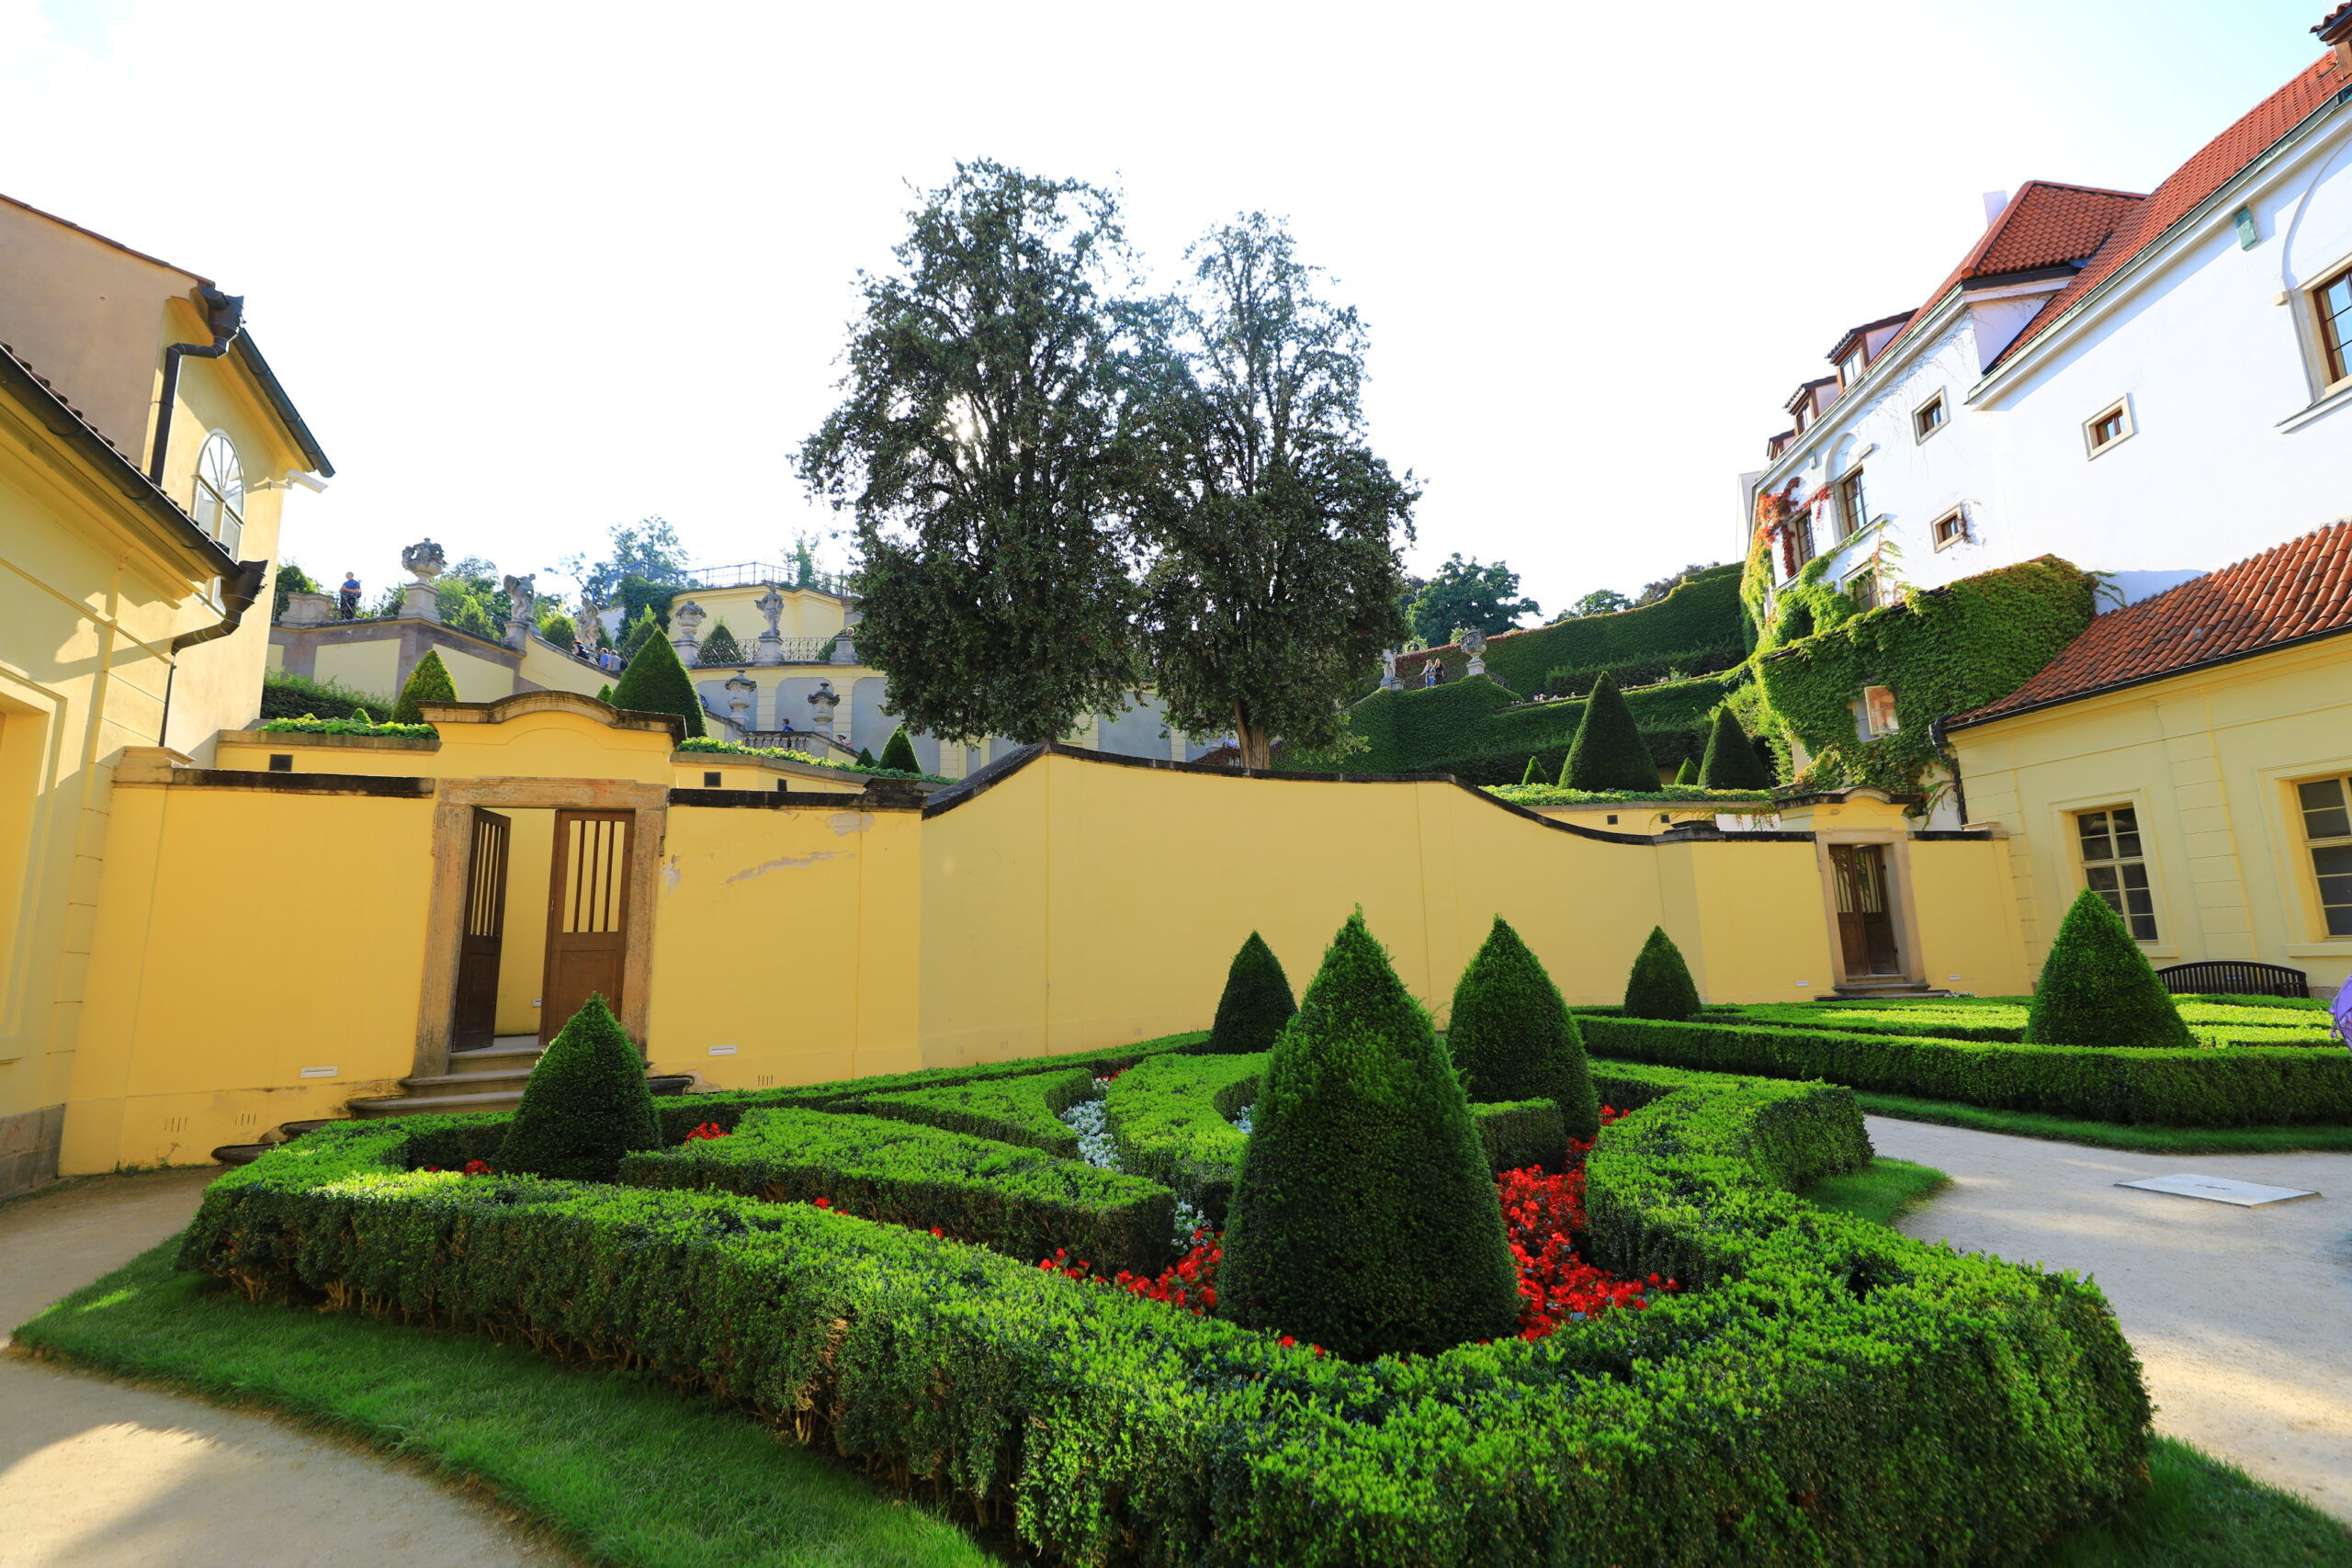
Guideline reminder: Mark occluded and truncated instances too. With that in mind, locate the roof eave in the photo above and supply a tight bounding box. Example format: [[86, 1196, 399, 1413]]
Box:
[[1946, 620, 2352, 731], [229, 333, 333, 478]]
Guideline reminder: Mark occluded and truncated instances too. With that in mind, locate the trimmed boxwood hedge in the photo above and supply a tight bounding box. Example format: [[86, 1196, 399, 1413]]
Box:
[[1583, 1014, 2352, 1126], [180, 1055, 2148, 1566], [1102, 1050, 1262, 1222], [857, 1067, 1098, 1158], [626, 1106, 1175, 1277], [1742, 1000, 2337, 1048]]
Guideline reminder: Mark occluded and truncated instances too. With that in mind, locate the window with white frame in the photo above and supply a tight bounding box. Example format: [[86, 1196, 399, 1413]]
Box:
[[1836, 468, 1869, 541], [1931, 507, 1969, 549], [1913, 390, 1947, 441], [2295, 775, 2352, 937], [191, 433, 244, 554], [1859, 684, 1898, 737], [1846, 570, 1882, 615], [2075, 807, 2157, 940], [2083, 399, 2134, 457]]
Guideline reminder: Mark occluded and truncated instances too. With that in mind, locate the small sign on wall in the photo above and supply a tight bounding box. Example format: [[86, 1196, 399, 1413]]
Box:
[[709, 1044, 739, 1056], [300, 1066, 337, 1078]]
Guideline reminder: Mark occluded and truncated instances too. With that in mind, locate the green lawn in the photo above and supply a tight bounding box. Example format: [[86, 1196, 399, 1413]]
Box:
[[17, 1234, 2349, 1566], [1799, 1156, 1950, 1226], [14, 1242, 990, 1568], [1856, 1091, 2352, 1154]]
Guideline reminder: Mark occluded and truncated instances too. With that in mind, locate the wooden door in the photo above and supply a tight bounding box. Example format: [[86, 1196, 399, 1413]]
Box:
[[541, 810, 634, 1043], [451, 809, 510, 1052], [1829, 843, 1902, 977]]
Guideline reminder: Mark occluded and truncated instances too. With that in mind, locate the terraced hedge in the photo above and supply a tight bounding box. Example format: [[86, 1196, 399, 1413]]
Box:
[[1583, 1013, 2352, 1126], [180, 1053, 2148, 1565], [1396, 564, 1745, 691], [1332, 670, 1737, 782]]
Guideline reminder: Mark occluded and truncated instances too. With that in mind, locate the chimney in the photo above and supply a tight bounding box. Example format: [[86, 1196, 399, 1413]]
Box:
[[2318, 5, 2352, 73], [1982, 190, 2010, 227]]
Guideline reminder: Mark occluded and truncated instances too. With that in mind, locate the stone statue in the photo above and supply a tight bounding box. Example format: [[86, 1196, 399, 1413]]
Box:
[[1461, 628, 1488, 678], [669, 598, 707, 653], [501, 573, 537, 649], [1379, 649, 1401, 691], [400, 539, 446, 584], [756, 585, 784, 637]]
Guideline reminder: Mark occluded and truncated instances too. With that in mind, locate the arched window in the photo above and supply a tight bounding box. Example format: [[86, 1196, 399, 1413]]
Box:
[[191, 433, 244, 554]]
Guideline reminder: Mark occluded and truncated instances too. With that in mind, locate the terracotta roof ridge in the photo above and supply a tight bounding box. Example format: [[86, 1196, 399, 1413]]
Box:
[[2006, 178, 2147, 202]]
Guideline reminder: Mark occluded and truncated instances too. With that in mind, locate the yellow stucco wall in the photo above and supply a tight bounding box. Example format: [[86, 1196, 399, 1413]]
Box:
[[1951, 637, 2352, 1001], [438, 645, 517, 704], [517, 636, 610, 698], [1525, 801, 1757, 837], [67, 756, 434, 1171], [684, 584, 848, 643], [311, 637, 402, 705]]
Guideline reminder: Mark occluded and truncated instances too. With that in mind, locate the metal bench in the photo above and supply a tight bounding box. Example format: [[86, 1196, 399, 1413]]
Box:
[[2154, 960, 2311, 999]]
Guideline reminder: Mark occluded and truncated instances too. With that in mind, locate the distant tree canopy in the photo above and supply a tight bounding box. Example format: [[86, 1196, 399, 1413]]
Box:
[[1406, 554, 1538, 648], [1635, 562, 1721, 607], [1557, 588, 1634, 620], [562, 518, 694, 608]]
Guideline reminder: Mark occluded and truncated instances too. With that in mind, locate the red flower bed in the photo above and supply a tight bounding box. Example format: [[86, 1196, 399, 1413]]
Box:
[[1046, 1105, 1673, 1347]]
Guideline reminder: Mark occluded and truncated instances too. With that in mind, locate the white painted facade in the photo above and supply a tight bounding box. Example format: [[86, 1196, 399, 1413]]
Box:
[[1746, 61, 2352, 613]]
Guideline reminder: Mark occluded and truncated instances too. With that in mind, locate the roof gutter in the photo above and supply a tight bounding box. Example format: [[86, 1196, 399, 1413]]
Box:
[[147, 287, 243, 485], [158, 558, 267, 748]]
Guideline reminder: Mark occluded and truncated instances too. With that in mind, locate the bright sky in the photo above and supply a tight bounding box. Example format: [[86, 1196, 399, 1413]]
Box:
[[2, 0, 2330, 619]]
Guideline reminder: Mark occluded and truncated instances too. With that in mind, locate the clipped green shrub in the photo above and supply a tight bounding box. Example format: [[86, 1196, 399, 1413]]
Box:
[[1579, 1013, 2352, 1126], [857, 1067, 1096, 1158], [258, 670, 392, 722], [2027, 889, 2197, 1049], [1102, 1052, 1262, 1221], [1521, 754, 1541, 785], [1444, 916, 1600, 1138], [595, 683, 613, 702], [617, 606, 662, 662], [1700, 705, 1775, 789], [493, 995, 658, 1181], [628, 1106, 1174, 1276], [388, 649, 458, 726], [540, 612, 578, 649], [1623, 925, 1702, 1021], [1218, 912, 1520, 1359], [1471, 1098, 1567, 1171], [1673, 758, 1698, 785], [609, 627, 707, 739], [879, 728, 921, 773], [1205, 931, 1296, 1055], [1559, 671, 1658, 790], [698, 620, 743, 665]]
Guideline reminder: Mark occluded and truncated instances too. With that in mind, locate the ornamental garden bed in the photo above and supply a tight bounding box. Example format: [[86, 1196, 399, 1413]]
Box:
[[175, 913, 2152, 1565]]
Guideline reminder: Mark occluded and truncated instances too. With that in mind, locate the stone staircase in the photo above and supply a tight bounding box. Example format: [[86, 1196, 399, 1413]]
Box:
[[1828, 979, 1954, 999], [210, 1036, 697, 1166]]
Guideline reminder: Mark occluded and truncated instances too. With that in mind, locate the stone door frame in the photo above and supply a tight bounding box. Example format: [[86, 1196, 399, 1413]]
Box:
[[413, 778, 666, 1078]]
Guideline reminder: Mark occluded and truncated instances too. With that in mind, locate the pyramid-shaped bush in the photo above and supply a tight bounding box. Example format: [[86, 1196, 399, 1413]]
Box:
[[1559, 672, 1658, 791], [610, 628, 707, 738], [1623, 925, 1701, 1021], [1700, 705, 1775, 789], [1218, 911, 1521, 1360], [1673, 758, 1698, 785], [1446, 916, 1600, 1139], [879, 728, 921, 773], [2023, 889, 2196, 1048], [617, 606, 662, 661], [1205, 931, 1296, 1055], [389, 649, 457, 725], [493, 995, 661, 1181], [699, 620, 743, 665]]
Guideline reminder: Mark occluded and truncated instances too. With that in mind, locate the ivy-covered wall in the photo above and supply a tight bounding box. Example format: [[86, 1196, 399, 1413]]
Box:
[[1396, 564, 1745, 691], [1751, 555, 2097, 796], [1320, 671, 1736, 784]]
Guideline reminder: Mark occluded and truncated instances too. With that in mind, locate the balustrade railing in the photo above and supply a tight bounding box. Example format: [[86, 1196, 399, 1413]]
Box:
[[740, 729, 853, 760], [695, 637, 839, 665]]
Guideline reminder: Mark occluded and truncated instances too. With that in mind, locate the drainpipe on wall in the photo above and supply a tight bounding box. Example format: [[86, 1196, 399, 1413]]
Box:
[[146, 288, 245, 485], [157, 559, 267, 749]]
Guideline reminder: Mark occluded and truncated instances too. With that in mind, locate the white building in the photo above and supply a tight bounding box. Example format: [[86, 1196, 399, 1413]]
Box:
[[1744, 10, 2352, 612]]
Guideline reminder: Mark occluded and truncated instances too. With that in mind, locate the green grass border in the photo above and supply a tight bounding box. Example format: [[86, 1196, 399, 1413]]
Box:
[[1858, 1093, 2352, 1154], [1801, 1156, 1951, 1227]]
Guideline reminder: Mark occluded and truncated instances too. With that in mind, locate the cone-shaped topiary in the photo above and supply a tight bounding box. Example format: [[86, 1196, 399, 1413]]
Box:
[[1445, 916, 1600, 1139], [2024, 889, 2196, 1048], [389, 649, 457, 725], [1559, 672, 1658, 791], [595, 683, 613, 703], [617, 606, 661, 661], [1205, 931, 1296, 1055], [698, 620, 742, 665], [1218, 911, 1521, 1360], [492, 994, 660, 1180], [1700, 705, 1775, 789], [879, 728, 921, 773], [1520, 754, 1541, 786], [855, 746, 876, 767], [1674, 758, 1698, 785], [608, 628, 707, 739], [1623, 925, 1702, 1021]]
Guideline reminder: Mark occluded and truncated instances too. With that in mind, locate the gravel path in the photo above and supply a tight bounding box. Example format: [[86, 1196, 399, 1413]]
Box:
[[0, 1168, 573, 1568], [1868, 1117, 2352, 1521]]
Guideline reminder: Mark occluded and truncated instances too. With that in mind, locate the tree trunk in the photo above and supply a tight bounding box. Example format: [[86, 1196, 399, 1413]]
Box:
[[1234, 704, 1273, 771]]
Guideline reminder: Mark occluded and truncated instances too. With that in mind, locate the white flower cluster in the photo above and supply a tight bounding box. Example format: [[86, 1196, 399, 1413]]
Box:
[[1231, 1105, 1254, 1135], [1060, 1094, 1120, 1170]]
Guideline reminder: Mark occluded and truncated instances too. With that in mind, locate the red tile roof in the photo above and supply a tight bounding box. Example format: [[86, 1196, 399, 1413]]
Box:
[[2319, 4, 2351, 42], [1877, 182, 2145, 363], [1988, 54, 2348, 370], [1948, 521, 2352, 728]]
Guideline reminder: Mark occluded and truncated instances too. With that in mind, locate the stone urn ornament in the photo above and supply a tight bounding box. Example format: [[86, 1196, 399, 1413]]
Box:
[[669, 598, 707, 656], [807, 679, 842, 741], [399, 539, 447, 622], [1461, 628, 1488, 678], [723, 671, 757, 728]]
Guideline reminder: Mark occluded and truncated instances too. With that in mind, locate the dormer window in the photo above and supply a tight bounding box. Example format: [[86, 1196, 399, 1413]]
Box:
[[191, 433, 244, 554], [1838, 347, 1867, 390]]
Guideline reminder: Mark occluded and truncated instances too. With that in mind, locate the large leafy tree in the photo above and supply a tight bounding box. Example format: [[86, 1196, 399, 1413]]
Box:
[[1406, 554, 1538, 648], [562, 518, 694, 606], [797, 161, 1147, 746], [1131, 215, 1417, 770]]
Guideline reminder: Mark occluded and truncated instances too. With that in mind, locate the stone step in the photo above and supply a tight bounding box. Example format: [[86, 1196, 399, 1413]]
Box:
[[215, 1074, 700, 1158], [400, 1066, 537, 1093], [447, 1040, 545, 1076]]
